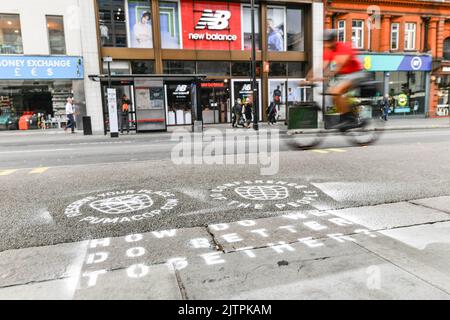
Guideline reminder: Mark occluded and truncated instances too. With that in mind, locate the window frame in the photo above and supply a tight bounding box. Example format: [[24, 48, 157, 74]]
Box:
[[404, 22, 416, 50], [390, 22, 399, 51], [337, 20, 346, 43], [46, 15, 67, 55], [0, 13, 24, 54], [351, 19, 364, 49]]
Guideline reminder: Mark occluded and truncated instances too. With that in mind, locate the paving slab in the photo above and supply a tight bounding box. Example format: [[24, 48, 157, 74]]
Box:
[[73, 264, 182, 300], [0, 278, 77, 300], [0, 241, 89, 288], [331, 202, 450, 230], [207, 211, 375, 253], [354, 221, 450, 294], [410, 196, 450, 214], [177, 239, 449, 299]]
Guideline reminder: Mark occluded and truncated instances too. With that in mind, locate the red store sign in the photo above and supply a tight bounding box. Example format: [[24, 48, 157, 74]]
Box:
[[181, 0, 242, 50]]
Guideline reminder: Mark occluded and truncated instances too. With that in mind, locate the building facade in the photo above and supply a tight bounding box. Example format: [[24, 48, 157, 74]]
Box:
[[94, 0, 324, 129], [0, 0, 103, 132], [325, 0, 450, 117]]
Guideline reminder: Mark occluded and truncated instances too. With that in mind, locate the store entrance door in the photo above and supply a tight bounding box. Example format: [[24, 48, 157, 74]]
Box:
[[200, 81, 230, 124]]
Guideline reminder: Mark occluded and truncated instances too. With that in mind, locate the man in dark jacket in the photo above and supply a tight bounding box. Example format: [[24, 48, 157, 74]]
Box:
[[119, 94, 132, 134], [232, 98, 243, 127], [380, 94, 390, 121]]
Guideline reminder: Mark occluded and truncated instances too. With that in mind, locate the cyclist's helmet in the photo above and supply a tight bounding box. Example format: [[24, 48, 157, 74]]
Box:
[[323, 29, 338, 42]]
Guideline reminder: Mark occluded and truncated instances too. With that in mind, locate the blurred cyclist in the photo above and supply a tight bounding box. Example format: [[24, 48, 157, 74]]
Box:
[[306, 29, 368, 129]]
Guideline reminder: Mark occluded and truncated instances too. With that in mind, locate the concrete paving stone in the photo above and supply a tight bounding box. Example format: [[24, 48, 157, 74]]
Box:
[[79, 227, 216, 274], [73, 264, 182, 300], [0, 278, 78, 300], [330, 202, 450, 230], [207, 211, 372, 253], [177, 239, 449, 300], [0, 241, 89, 288], [354, 221, 450, 294], [410, 196, 450, 215]]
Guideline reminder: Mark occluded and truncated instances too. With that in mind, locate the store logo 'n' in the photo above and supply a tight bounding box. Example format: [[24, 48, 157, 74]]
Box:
[[195, 9, 231, 30]]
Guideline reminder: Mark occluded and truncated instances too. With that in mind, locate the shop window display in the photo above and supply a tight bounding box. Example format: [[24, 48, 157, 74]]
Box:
[[267, 6, 304, 52], [197, 61, 230, 76], [98, 0, 127, 47]]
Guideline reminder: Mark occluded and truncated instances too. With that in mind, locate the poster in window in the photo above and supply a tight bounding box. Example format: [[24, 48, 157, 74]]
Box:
[[160, 1, 181, 49], [128, 0, 153, 48], [150, 87, 164, 109], [267, 7, 285, 52]]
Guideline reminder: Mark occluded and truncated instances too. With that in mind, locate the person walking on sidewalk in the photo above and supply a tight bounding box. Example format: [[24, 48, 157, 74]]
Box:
[[64, 97, 76, 133], [267, 101, 277, 125], [119, 94, 131, 134], [232, 98, 243, 128], [244, 100, 253, 128], [381, 94, 391, 121]]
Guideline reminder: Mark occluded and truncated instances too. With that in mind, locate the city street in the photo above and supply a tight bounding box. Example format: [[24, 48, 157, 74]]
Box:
[[1, 125, 450, 299]]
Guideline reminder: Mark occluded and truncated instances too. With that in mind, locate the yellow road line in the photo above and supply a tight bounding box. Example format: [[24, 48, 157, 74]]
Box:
[[311, 150, 329, 154], [29, 167, 49, 174], [0, 169, 18, 176], [326, 148, 347, 153]]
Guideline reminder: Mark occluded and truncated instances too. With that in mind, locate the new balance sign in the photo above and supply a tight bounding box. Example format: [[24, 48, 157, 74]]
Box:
[[195, 10, 231, 30]]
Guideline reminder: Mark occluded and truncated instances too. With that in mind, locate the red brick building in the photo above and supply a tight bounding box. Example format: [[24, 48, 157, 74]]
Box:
[[325, 0, 450, 117]]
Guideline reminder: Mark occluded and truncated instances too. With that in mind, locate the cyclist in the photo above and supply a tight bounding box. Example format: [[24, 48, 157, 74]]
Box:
[[306, 29, 368, 129]]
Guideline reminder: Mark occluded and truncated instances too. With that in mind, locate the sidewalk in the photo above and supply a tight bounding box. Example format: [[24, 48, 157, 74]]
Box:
[[1, 196, 449, 299]]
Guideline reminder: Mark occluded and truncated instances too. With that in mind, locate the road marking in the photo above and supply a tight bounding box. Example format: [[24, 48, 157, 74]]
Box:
[[0, 148, 74, 155], [326, 148, 347, 153], [0, 169, 17, 176], [311, 150, 329, 154], [29, 167, 49, 174]]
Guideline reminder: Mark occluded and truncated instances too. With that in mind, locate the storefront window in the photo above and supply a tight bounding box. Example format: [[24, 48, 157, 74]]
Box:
[[98, 0, 127, 47], [286, 8, 304, 51], [47, 16, 66, 55], [0, 14, 23, 54], [166, 82, 192, 125], [267, 6, 304, 52], [127, 0, 153, 48], [197, 61, 230, 76], [159, 0, 182, 49], [163, 60, 196, 74], [388, 71, 426, 114], [131, 61, 155, 74], [103, 61, 131, 75], [287, 62, 305, 78], [231, 62, 261, 77], [269, 62, 287, 77], [242, 5, 260, 51]]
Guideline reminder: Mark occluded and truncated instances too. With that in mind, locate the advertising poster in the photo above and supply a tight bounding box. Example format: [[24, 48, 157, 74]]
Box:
[[160, 1, 182, 49], [181, 0, 242, 50], [267, 7, 285, 52], [128, 0, 153, 48]]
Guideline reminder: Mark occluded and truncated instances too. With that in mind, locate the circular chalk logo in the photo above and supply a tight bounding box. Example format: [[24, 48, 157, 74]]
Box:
[[65, 189, 179, 224], [210, 180, 320, 210]]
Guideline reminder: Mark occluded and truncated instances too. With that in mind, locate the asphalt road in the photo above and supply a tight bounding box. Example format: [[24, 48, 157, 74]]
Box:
[[1, 128, 450, 252]]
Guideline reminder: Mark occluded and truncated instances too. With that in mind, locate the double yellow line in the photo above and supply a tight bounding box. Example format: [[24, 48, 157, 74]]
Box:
[[310, 148, 347, 154], [0, 167, 49, 176]]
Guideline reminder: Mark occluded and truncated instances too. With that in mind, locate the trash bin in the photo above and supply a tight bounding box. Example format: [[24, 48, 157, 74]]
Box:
[[287, 103, 318, 130], [82, 116, 92, 135]]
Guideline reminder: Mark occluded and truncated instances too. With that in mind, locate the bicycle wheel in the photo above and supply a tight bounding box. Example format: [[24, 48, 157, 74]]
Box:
[[344, 105, 385, 146], [287, 129, 324, 150]]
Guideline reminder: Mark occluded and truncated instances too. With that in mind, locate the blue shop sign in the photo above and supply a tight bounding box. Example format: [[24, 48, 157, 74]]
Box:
[[358, 54, 432, 72], [0, 56, 84, 80]]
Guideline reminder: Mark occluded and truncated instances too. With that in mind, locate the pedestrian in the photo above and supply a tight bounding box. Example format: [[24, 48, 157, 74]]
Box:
[[244, 101, 253, 128], [380, 94, 390, 121], [119, 94, 131, 134], [232, 98, 243, 128], [273, 86, 282, 115], [64, 96, 76, 133], [267, 102, 277, 125]]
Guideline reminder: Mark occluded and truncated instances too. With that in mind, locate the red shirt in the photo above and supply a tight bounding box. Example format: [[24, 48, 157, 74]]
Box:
[[324, 42, 363, 74]]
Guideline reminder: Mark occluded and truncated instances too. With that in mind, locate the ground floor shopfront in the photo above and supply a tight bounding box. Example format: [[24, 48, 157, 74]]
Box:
[[357, 54, 432, 117], [0, 55, 85, 130], [433, 64, 450, 116]]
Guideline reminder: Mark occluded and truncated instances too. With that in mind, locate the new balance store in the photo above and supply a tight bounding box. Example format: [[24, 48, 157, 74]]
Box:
[[0, 55, 84, 130], [358, 54, 432, 117], [97, 0, 314, 127]]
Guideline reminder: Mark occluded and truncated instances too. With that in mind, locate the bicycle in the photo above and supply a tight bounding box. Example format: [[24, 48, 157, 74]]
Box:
[[287, 80, 385, 149]]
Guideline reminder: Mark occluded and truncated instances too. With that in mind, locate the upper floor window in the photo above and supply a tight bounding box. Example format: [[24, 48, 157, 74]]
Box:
[[0, 14, 23, 54], [267, 6, 304, 52], [337, 20, 345, 42], [351, 20, 364, 49], [47, 16, 66, 55], [98, 0, 128, 47], [443, 37, 450, 60], [391, 23, 399, 50], [404, 23, 416, 50]]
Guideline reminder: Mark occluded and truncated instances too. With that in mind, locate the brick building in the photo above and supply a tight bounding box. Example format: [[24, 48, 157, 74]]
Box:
[[325, 0, 450, 117]]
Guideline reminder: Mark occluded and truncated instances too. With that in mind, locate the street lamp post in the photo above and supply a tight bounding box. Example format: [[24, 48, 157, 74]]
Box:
[[251, 0, 259, 131]]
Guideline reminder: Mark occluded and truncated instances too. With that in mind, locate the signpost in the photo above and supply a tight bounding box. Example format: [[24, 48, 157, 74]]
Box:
[[103, 57, 118, 138]]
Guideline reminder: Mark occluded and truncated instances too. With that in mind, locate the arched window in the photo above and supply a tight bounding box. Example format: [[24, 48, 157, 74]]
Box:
[[444, 37, 450, 60]]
